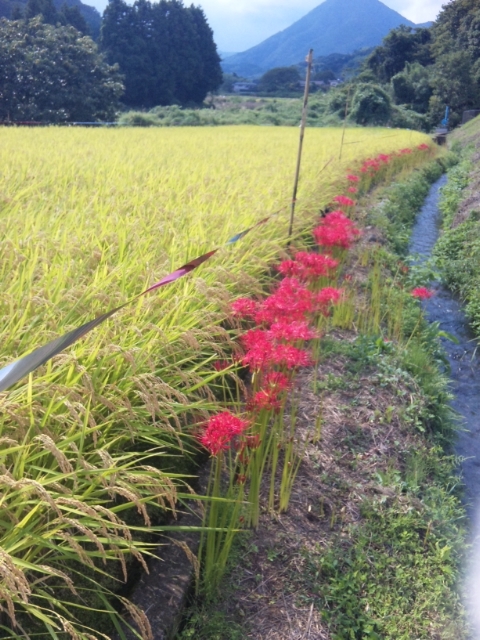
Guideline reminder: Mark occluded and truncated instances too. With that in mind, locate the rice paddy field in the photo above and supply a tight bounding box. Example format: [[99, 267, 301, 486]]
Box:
[[0, 125, 436, 637]]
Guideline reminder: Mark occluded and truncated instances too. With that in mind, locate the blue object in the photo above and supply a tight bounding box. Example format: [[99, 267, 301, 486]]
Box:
[[441, 106, 450, 127]]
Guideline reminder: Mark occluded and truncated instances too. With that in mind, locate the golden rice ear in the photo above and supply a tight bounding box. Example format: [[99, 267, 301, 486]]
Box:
[[118, 597, 154, 640]]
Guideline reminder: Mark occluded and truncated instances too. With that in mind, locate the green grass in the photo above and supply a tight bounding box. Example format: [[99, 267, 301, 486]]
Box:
[[434, 151, 480, 337]]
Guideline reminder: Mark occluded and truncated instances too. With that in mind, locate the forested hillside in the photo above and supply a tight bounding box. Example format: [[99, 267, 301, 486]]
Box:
[[357, 0, 480, 128], [222, 0, 418, 77]]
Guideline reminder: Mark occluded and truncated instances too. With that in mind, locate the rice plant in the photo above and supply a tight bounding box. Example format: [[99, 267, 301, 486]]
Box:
[[0, 125, 436, 635]]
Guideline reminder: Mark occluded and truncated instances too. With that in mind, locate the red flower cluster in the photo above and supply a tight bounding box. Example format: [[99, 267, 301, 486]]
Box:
[[398, 148, 412, 155], [347, 187, 358, 194], [255, 277, 318, 324], [231, 297, 258, 319], [200, 411, 250, 455], [360, 152, 392, 175], [313, 211, 361, 249], [333, 195, 355, 208], [251, 372, 290, 411], [346, 174, 360, 183], [317, 287, 343, 310], [241, 328, 312, 370], [418, 143, 430, 151], [411, 287, 434, 299], [269, 319, 317, 342], [277, 252, 338, 281]]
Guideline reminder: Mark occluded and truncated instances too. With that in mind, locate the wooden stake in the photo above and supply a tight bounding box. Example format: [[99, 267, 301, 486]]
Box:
[[339, 84, 351, 161], [288, 49, 314, 239]]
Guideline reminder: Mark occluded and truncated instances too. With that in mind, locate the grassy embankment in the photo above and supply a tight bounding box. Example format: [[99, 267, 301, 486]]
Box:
[[118, 96, 427, 131], [433, 117, 480, 339], [117, 96, 325, 128], [178, 148, 470, 639], [0, 126, 434, 637]]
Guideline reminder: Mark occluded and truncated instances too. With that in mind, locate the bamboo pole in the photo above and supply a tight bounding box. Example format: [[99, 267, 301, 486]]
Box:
[[339, 84, 351, 161], [288, 49, 314, 239]]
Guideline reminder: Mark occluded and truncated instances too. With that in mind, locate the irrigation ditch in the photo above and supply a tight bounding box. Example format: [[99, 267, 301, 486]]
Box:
[[111, 145, 480, 640]]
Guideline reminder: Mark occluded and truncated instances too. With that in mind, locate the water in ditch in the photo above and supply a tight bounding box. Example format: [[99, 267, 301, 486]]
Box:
[[408, 174, 480, 637]]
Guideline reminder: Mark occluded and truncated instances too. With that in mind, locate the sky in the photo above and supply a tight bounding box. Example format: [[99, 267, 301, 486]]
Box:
[[90, 0, 446, 53]]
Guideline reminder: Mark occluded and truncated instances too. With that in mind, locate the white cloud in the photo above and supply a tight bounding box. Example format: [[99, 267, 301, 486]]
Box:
[[385, 0, 444, 23]]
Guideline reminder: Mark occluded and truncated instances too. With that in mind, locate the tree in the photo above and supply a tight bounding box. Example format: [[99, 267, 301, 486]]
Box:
[[391, 62, 433, 113], [313, 69, 336, 83], [365, 25, 433, 83], [351, 83, 392, 126], [432, 0, 480, 60], [257, 67, 301, 93], [59, 4, 88, 35], [0, 17, 124, 122], [22, 0, 88, 34], [429, 51, 478, 127], [100, 0, 222, 107]]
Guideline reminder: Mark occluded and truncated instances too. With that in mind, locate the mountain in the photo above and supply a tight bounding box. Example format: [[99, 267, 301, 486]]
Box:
[[222, 0, 421, 77]]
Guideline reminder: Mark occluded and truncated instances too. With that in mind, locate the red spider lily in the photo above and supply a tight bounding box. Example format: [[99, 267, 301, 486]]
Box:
[[199, 411, 250, 455], [241, 329, 274, 370], [333, 195, 355, 207], [255, 278, 317, 324], [317, 287, 343, 314], [377, 154, 391, 164], [269, 319, 317, 342], [231, 297, 258, 319], [248, 372, 290, 410], [263, 371, 290, 393], [398, 148, 412, 155], [360, 158, 381, 173], [241, 328, 311, 371], [295, 252, 339, 276], [269, 344, 312, 369], [346, 174, 360, 182], [278, 252, 338, 281], [347, 187, 358, 193], [213, 360, 230, 371], [313, 211, 361, 250], [251, 388, 282, 412], [277, 259, 302, 278], [418, 143, 429, 151], [411, 287, 434, 299]]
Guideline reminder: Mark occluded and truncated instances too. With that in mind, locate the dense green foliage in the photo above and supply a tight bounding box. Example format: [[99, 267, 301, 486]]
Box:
[[434, 153, 480, 336], [0, 17, 123, 122], [313, 470, 465, 639], [19, 0, 88, 33], [257, 67, 301, 94], [358, 0, 480, 129], [100, 0, 222, 107], [0, 0, 101, 37], [117, 96, 345, 128], [350, 83, 392, 125], [365, 25, 432, 83]]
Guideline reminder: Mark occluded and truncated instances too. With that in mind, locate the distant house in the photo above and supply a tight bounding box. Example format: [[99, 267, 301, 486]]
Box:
[[232, 82, 258, 93]]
